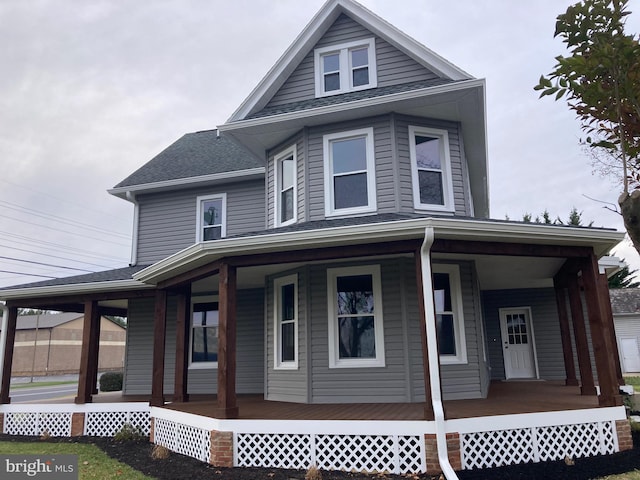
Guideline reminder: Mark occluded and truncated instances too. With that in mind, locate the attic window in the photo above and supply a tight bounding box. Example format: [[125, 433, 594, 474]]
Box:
[[196, 193, 227, 242], [314, 38, 377, 97]]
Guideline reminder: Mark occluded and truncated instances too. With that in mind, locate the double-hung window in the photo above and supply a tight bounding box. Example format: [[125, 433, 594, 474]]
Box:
[[275, 146, 297, 226], [191, 302, 219, 366], [432, 264, 467, 364], [314, 38, 377, 97], [409, 126, 454, 212], [274, 274, 298, 369], [323, 127, 376, 216], [327, 265, 385, 368], [196, 193, 227, 241]]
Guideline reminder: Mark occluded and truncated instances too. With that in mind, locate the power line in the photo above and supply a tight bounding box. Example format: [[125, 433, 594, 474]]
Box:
[[0, 213, 130, 247], [0, 231, 127, 263], [0, 200, 130, 239], [0, 242, 114, 270], [0, 178, 128, 224], [0, 255, 94, 273], [0, 270, 57, 279]]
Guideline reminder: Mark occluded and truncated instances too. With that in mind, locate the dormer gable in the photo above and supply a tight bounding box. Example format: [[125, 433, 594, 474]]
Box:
[[227, 0, 472, 123]]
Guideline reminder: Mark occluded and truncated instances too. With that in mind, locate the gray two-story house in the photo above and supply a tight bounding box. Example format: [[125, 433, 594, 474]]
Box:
[[0, 0, 632, 476]]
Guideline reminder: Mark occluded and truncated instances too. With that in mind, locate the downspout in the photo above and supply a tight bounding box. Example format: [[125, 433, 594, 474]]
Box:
[[126, 191, 139, 266], [420, 227, 459, 480], [0, 304, 8, 386]]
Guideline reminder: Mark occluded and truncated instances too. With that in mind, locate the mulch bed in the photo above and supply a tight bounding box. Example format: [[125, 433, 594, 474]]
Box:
[[1, 431, 639, 479]]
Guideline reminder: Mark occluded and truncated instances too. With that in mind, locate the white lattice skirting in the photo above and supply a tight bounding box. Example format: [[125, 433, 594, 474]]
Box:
[[235, 433, 425, 474], [0, 403, 150, 437], [460, 420, 618, 470], [153, 417, 212, 463]]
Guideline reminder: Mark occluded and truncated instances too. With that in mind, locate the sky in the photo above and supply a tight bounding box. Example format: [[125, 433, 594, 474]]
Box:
[[0, 0, 639, 289]]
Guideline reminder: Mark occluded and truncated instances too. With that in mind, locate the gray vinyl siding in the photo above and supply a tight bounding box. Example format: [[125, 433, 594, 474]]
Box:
[[306, 115, 395, 221], [395, 116, 471, 216], [135, 180, 265, 264], [482, 288, 566, 381], [266, 134, 306, 228], [123, 289, 264, 396], [265, 268, 309, 402], [408, 260, 482, 401], [266, 14, 440, 108], [308, 259, 408, 403]]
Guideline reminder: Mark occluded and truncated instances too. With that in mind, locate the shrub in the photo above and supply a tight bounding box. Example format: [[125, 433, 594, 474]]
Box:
[[99, 371, 123, 392], [114, 423, 145, 442]]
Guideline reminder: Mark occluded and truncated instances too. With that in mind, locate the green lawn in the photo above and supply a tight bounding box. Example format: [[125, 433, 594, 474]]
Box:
[[624, 376, 640, 392], [0, 441, 152, 479], [10, 381, 77, 390]]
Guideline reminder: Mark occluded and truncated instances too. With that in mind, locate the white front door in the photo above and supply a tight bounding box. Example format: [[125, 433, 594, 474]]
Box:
[[500, 308, 537, 379], [620, 338, 640, 373]]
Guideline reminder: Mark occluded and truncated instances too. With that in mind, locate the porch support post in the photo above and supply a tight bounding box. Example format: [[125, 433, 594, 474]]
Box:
[[553, 278, 578, 386], [75, 300, 100, 404], [0, 307, 18, 404], [174, 285, 191, 403], [150, 290, 168, 407], [598, 272, 624, 386], [415, 248, 434, 420], [88, 307, 101, 395], [216, 262, 239, 419], [581, 254, 623, 407], [567, 274, 597, 395]]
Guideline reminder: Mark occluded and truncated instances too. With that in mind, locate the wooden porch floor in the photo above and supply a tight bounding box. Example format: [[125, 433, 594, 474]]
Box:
[[140, 380, 599, 421]]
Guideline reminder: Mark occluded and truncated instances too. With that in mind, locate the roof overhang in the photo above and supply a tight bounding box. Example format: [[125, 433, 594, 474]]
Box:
[[134, 217, 624, 286], [0, 279, 153, 302], [108, 167, 266, 201], [228, 0, 472, 123], [220, 79, 489, 217]]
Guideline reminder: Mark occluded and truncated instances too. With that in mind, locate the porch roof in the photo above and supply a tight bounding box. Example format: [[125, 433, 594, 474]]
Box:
[[133, 214, 624, 286]]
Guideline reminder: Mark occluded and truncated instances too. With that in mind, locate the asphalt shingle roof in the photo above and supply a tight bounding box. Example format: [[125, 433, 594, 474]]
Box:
[[0, 265, 149, 292], [113, 130, 263, 189], [245, 78, 458, 120], [609, 288, 640, 315]]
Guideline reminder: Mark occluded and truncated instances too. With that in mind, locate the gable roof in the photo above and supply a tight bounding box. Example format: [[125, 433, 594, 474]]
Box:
[[610, 288, 640, 315], [109, 130, 264, 199], [227, 0, 473, 122], [14, 312, 82, 330]]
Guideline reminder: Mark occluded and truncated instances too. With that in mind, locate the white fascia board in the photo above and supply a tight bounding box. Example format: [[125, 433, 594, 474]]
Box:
[[0, 280, 153, 301], [228, 0, 342, 122], [228, 0, 472, 122], [221, 79, 486, 132], [134, 217, 625, 284], [338, 0, 472, 81], [108, 168, 265, 201]]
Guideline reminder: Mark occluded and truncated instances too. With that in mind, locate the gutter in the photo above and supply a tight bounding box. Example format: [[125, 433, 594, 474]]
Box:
[[420, 227, 459, 480], [126, 191, 139, 266], [0, 304, 8, 387]]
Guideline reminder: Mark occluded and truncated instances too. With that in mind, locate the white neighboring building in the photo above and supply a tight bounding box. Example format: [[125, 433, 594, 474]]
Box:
[[610, 288, 640, 374]]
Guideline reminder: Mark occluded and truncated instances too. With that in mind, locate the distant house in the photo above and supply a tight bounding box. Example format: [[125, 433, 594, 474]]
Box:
[[610, 289, 640, 374], [5, 312, 125, 377]]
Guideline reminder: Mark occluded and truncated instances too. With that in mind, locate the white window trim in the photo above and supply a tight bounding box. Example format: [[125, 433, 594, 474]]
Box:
[[432, 264, 467, 364], [195, 193, 227, 242], [408, 126, 455, 213], [189, 295, 219, 370], [314, 38, 377, 98], [273, 274, 299, 370], [323, 127, 377, 217], [327, 265, 385, 368], [274, 145, 297, 227]]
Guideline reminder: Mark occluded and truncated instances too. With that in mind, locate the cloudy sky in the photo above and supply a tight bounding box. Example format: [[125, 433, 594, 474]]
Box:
[[1, 0, 639, 289]]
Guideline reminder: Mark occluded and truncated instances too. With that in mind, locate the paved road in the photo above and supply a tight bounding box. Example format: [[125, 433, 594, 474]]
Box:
[[9, 383, 78, 403]]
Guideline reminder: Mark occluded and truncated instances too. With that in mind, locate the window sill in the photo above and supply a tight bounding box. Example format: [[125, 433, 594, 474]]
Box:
[[439, 356, 468, 365], [329, 359, 385, 369], [274, 363, 299, 371], [188, 362, 218, 370]]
